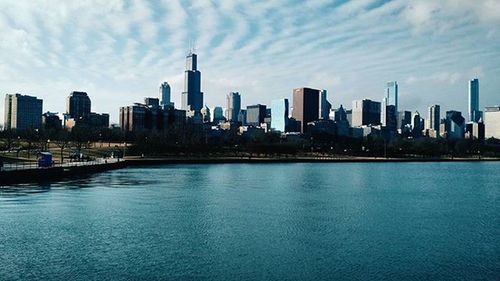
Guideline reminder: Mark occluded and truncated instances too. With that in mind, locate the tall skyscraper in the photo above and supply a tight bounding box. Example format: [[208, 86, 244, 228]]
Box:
[[181, 52, 203, 116], [319, 89, 331, 120], [226, 92, 241, 122], [352, 99, 381, 127], [292, 87, 320, 133], [428, 105, 440, 132], [468, 78, 481, 122], [385, 81, 398, 112], [66, 91, 91, 119], [444, 110, 465, 139], [271, 98, 289, 132], [4, 94, 43, 130], [159, 82, 171, 109]]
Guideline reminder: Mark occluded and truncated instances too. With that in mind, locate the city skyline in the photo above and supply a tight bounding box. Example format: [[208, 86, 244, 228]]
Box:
[[1, 1, 500, 124]]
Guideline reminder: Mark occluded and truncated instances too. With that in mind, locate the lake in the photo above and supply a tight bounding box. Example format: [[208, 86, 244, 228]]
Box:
[[1, 162, 499, 280]]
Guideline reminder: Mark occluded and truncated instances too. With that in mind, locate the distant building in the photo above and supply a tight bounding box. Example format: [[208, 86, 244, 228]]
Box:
[[465, 122, 485, 140], [181, 52, 203, 120], [385, 81, 398, 112], [212, 106, 225, 124], [226, 92, 241, 122], [201, 106, 211, 123], [42, 112, 62, 130], [411, 111, 424, 137], [159, 82, 171, 109], [246, 104, 267, 126], [381, 98, 397, 132], [427, 105, 440, 138], [4, 94, 43, 130], [468, 78, 482, 122], [319, 89, 331, 120], [352, 99, 381, 127], [444, 111, 465, 139], [238, 109, 247, 125], [292, 87, 320, 133], [66, 91, 91, 119], [271, 98, 289, 132], [397, 111, 412, 133], [485, 106, 500, 139], [144, 97, 160, 108]]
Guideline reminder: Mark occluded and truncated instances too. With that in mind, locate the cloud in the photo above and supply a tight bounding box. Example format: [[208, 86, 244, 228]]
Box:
[[0, 0, 499, 124]]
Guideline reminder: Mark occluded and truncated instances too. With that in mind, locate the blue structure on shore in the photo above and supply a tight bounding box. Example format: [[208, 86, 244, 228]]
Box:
[[38, 152, 53, 168]]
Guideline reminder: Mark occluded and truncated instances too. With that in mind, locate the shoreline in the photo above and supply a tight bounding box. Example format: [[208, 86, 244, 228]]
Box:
[[1, 156, 499, 186]]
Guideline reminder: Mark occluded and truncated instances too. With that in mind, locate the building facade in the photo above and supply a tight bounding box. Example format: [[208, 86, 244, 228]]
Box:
[[319, 89, 331, 120], [271, 98, 289, 132], [226, 92, 241, 122], [181, 52, 203, 118], [66, 91, 91, 119], [246, 104, 267, 126], [292, 87, 320, 133], [468, 78, 481, 122], [385, 81, 398, 112], [485, 106, 500, 139], [4, 94, 43, 130], [352, 99, 381, 127], [159, 82, 171, 109]]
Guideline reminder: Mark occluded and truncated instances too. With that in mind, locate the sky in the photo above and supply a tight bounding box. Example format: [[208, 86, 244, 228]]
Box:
[[1, 0, 500, 124]]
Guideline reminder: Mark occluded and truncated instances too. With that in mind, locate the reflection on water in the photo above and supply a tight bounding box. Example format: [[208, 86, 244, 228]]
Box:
[[0, 162, 499, 281]]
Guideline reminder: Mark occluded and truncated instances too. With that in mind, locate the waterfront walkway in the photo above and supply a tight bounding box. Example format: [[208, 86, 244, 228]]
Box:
[[0, 158, 121, 172]]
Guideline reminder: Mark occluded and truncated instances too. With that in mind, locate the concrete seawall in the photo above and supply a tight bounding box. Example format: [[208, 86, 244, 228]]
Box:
[[0, 161, 128, 185]]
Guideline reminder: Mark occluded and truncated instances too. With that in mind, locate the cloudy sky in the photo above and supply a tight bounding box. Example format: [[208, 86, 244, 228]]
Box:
[[1, 0, 499, 123]]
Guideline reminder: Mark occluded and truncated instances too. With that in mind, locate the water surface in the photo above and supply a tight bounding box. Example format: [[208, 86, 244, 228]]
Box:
[[1, 162, 499, 280]]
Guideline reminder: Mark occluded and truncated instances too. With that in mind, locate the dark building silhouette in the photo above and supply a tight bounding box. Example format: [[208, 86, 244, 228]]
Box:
[[66, 91, 91, 119], [42, 112, 62, 130], [292, 87, 320, 133], [4, 94, 43, 130], [246, 104, 267, 126], [181, 52, 203, 120]]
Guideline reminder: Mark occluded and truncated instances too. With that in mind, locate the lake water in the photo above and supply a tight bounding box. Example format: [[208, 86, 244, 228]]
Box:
[[1, 162, 499, 280]]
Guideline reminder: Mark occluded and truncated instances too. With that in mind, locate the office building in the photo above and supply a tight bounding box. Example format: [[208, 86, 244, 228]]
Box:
[[411, 111, 424, 137], [381, 98, 397, 131], [159, 82, 172, 109], [352, 99, 381, 127], [271, 98, 289, 132], [385, 81, 398, 112], [397, 111, 412, 132], [42, 112, 62, 130], [226, 92, 241, 122], [212, 106, 225, 124], [292, 87, 320, 133], [246, 104, 267, 126], [238, 109, 247, 125], [66, 91, 91, 119], [201, 106, 211, 123], [468, 78, 482, 122], [426, 105, 440, 137], [319, 89, 331, 120], [181, 52, 203, 117], [465, 122, 485, 140], [4, 94, 43, 130], [485, 106, 500, 139], [444, 111, 465, 139]]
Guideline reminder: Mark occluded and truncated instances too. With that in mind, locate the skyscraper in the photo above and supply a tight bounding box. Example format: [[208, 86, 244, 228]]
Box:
[[66, 91, 91, 119], [271, 98, 289, 132], [181, 52, 203, 117], [246, 104, 267, 126], [319, 89, 331, 120], [226, 92, 241, 122], [385, 81, 398, 112], [4, 94, 43, 130], [484, 106, 500, 139], [159, 82, 171, 109], [428, 105, 440, 132], [352, 99, 381, 127], [468, 78, 481, 122], [212, 106, 224, 124], [292, 87, 320, 133]]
